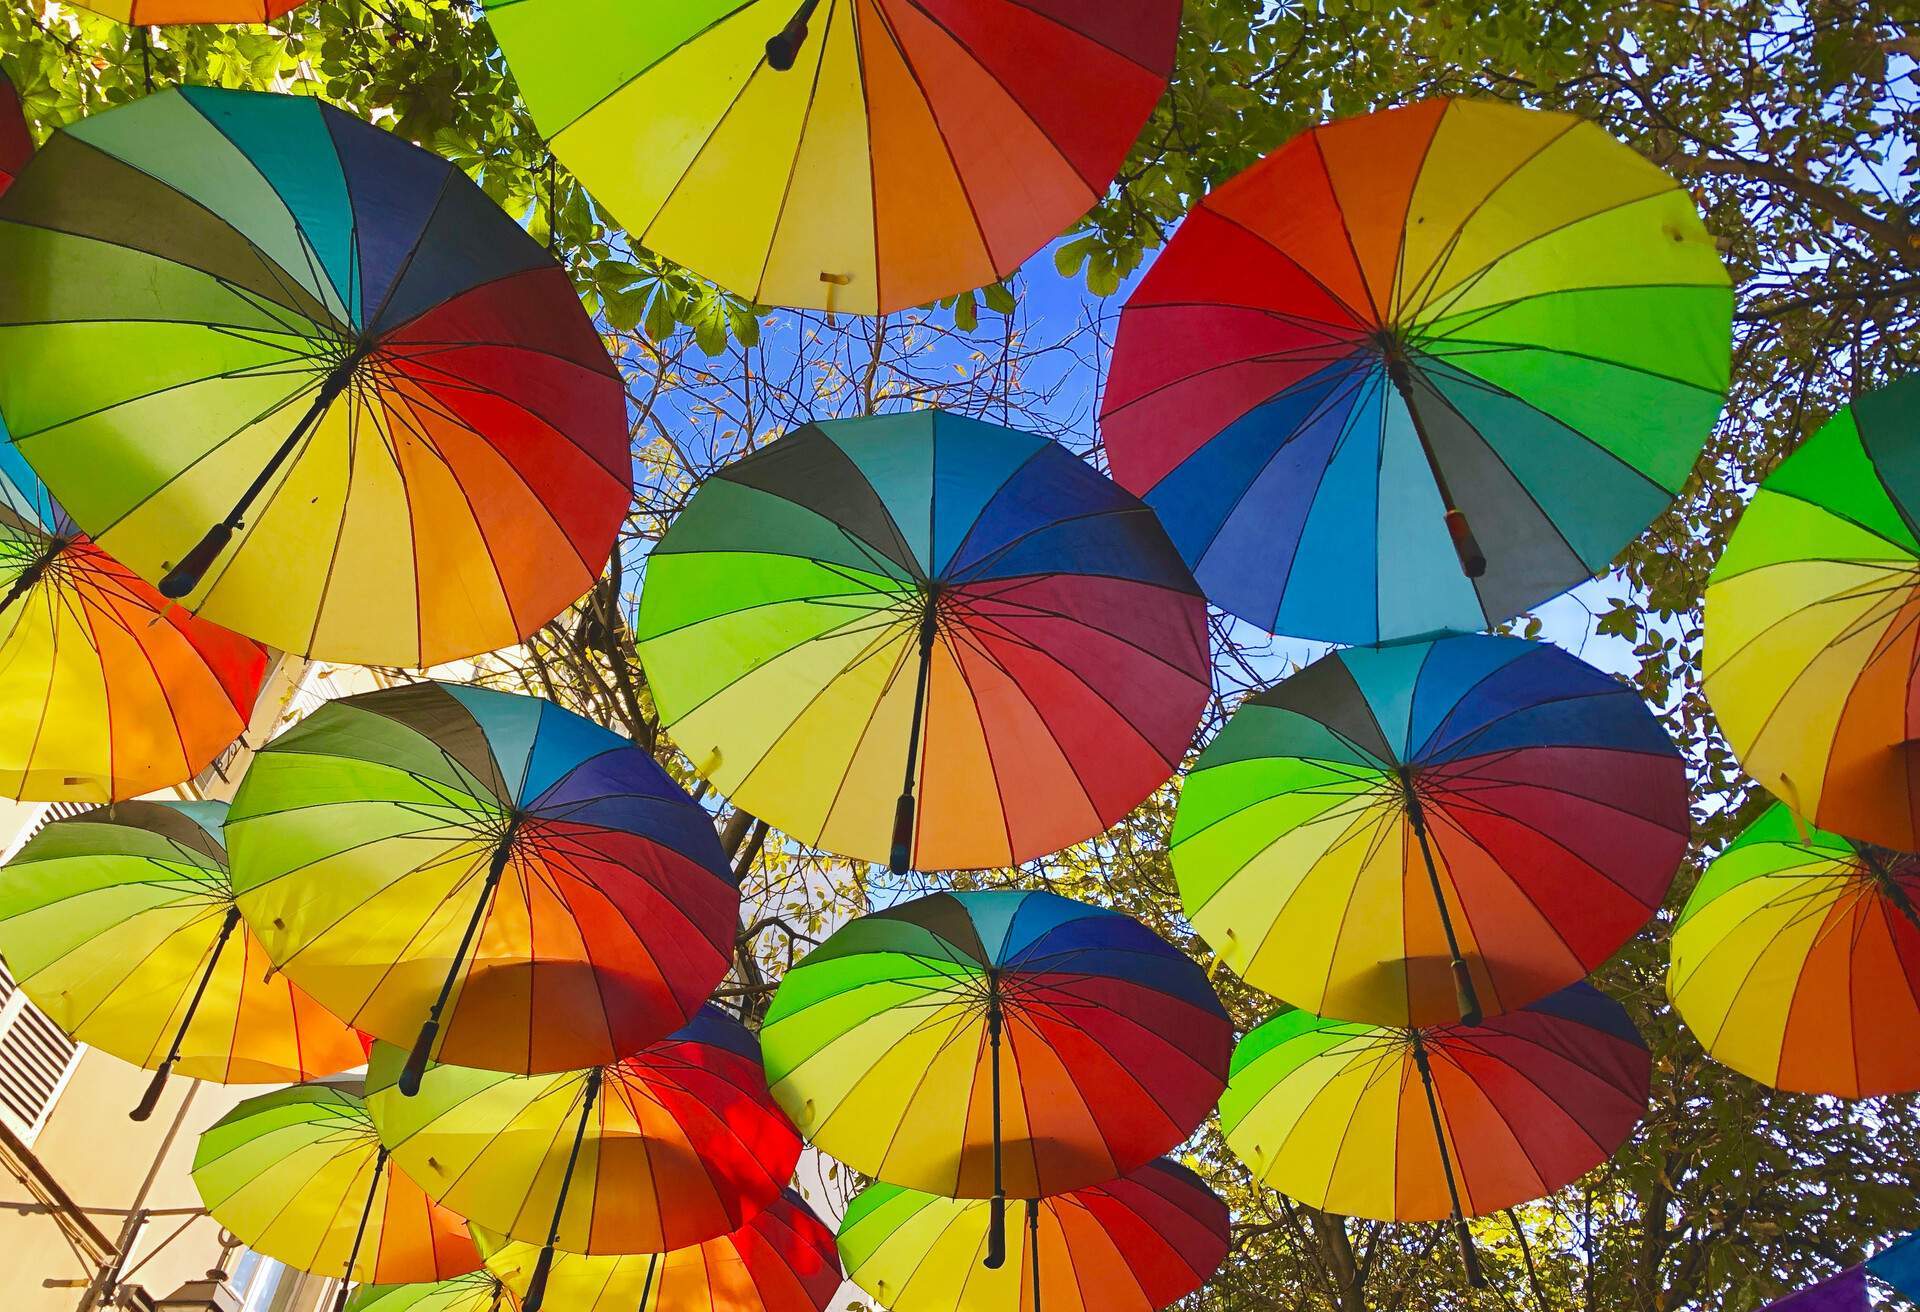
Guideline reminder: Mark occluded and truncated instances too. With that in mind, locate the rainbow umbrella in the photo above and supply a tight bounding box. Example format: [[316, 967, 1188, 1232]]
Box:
[[1100, 97, 1731, 644], [346, 1274, 517, 1312], [69, 0, 306, 21], [0, 70, 29, 194], [1704, 376, 1920, 849], [1669, 803, 1920, 1098], [0, 87, 628, 667], [1219, 982, 1649, 1286], [838, 1158, 1228, 1312], [478, 1188, 840, 1312], [365, 1006, 803, 1310], [0, 801, 365, 1119], [228, 681, 738, 1090], [1173, 634, 1687, 1028], [483, 0, 1178, 315], [193, 1080, 481, 1311], [636, 410, 1209, 874], [0, 424, 269, 802], [761, 889, 1230, 1266]]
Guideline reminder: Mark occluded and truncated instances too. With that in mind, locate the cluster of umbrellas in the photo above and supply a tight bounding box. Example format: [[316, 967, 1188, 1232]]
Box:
[[0, 1, 1913, 1309]]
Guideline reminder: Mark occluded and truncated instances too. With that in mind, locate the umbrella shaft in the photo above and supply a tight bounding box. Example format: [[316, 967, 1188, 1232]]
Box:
[[1382, 351, 1486, 578], [166, 905, 242, 1064], [1411, 1036, 1484, 1288], [132, 905, 242, 1121], [1028, 1198, 1041, 1312], [984, 981, 1008, 1270], [637, 1251, 659, 1312], [223, 360, 358, 536], [402, 816, 521, 1093], [890, 603, 939, 874], [526, 1069, 603, 1312], [1399, 771, 1482, 1026], [1382, 352, 1459, 511], [333, 1145, 388, 1311]]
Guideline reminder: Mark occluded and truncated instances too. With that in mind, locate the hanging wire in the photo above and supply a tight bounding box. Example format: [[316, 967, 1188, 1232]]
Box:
[[139, 26, 154, 94]]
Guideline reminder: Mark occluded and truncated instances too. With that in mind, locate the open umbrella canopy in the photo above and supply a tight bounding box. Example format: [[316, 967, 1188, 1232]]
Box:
[[1100, 97, 1731, 644], [483, 0, 1178, 315], [636, 410, 1209, 874], [761, 888, 1230, 1258], [193, 1079, 481, 1289], [0, 86, 629, 666], [1172, 634, 1687, 1028], [0, 801, 364, 1115], [838, 1158, 1228, 1312], [1219, 983, 1649, 1283], [68, 0, 308, 21], [479, 1188, 841, 1312], [365, 1006, 802, 1259], [346, 1274, 518, 1312], [1704, 375, 1920, 849], [0, 69, 29, 193], [228, 682, 738, 1083], [1669, 803, 1920, 1098], [0, 424, 270, 803]]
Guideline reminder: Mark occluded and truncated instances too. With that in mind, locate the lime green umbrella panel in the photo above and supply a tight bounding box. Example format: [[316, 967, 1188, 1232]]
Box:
[[345, 1274, 517, 1312], [193, 1080, 482, 1301]]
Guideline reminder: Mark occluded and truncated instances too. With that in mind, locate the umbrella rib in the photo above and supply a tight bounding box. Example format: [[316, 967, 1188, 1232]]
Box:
[[1392, 116, 1579, 324], [368, 369, 534, 629], [1177, 363, 1381, 608], [1185, 197, 1375, 333], [944, 576, 1208, 686], [1097, 340, 1371, 432], [858, 0, 1011, 282], [1410, 183, 1693, 329]]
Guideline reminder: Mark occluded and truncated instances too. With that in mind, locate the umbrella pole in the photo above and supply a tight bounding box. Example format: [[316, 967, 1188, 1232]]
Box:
[[330, 1145, 388, 1312], [635, 1250, 659, 1312], [983, 971, 1008, 1270], [0, 537, 69, 617], [131, 905, 241, 1121], [889, 601, 940, 875], [160, 351, 363, 599], [400, 816, 522, 1096], [1410, 1032, 1486, 1289], [524, 1067, 604, 1312], [1380, 345, 1486, 579], [1398, 766, 1483, 1027], [1855, 843, 1920, 934], [1027, 1198, 1041, 1312]]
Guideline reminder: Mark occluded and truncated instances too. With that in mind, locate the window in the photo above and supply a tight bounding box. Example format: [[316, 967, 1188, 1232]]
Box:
[[0, 801, 92, 1145]]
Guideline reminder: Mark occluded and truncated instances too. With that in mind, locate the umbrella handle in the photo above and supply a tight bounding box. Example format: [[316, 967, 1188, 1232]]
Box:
[[523, 1246, 557, 1312], [985, 1195, 1007, 1270], [1400, 769, 1484, 1027], [1442, 509, 1487, 579], [131, 1060, 174, 1123], [398, 1019, 440, 1097], [764, 0, 821, 70], [1455, 1217, 1486, 1288], [889, 794, 915, 876]]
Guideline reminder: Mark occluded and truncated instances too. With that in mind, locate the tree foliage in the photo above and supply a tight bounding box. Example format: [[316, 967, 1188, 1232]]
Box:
[[3, 1, 1919, 1309]]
